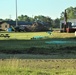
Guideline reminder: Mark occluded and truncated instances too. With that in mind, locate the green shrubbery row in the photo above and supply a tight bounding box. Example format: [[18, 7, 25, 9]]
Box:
[[0, 45, 76, 54]]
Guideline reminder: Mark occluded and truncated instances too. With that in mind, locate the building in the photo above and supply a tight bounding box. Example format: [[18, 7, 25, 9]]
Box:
[[0, 21, 50, 32], [0, 21, 32, 31], [60, 19, 76, 33]]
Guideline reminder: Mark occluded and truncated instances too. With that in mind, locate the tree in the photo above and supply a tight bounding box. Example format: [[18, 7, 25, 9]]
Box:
[[33, 15, 52, 27], [53, 18, 60, 28], [29, 17, 34, 22], [0, 19, 3, 22], [17, 15, 54, 28], [60, 6, 76, 19], [18, 15, 31, 22], [34, 15, 46, 22], [4, 18, 13, 21]]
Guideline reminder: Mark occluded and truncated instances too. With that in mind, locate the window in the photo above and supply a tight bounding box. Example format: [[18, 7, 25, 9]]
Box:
[[5, 25, 7, 28], [0, 25, 1, 28]]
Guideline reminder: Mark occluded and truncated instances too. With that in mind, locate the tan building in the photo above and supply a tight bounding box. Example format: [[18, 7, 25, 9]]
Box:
[[0, 21, 32, 31], [0, 22, 10, 30], [0, 21, 13, 31]]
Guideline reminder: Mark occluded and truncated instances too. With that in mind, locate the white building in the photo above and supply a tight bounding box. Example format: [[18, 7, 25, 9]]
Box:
[[60, 19, 76, 32]]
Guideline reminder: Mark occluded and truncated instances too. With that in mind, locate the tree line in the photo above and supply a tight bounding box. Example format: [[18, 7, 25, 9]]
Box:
[[0, 6, 76, 28], [0, 15, 60, 28]]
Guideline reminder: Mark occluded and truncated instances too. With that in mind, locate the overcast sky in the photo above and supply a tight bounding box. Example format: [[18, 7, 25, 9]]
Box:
[[0, 0, 76, 20]]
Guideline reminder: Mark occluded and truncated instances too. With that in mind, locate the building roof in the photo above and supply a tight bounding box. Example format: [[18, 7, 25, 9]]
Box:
[[0, 21, 33, 26]]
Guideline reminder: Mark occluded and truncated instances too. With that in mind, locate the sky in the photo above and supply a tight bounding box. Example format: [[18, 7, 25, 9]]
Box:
[[0, 0, 76, 20]]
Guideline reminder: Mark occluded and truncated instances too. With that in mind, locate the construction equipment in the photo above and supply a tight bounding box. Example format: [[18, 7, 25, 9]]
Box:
[[11, 26, 16, 31]]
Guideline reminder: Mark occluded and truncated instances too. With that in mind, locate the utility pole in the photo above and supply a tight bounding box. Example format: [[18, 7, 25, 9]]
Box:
[[9, 15, 11, 21], [64, 9, 67, 32], [16, 0, 18, 26]]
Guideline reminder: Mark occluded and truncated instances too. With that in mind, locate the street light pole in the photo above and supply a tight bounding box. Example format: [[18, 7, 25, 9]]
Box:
[[16, 0, 18, 26]]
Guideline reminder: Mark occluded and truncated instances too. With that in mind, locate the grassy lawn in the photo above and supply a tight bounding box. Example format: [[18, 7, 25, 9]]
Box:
[[0, 59, 76, 75], [0, 32, 76, 54], [0, 32, 50, 40], [0, 32, 75, 40], [0, 32, 76, 57], [0, 32, 76, 75]]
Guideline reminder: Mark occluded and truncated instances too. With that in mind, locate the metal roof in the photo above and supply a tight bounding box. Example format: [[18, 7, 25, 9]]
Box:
[[0, 21, 33, 26]]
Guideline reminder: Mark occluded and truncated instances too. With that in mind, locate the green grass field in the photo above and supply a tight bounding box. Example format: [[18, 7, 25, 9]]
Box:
[[0, 32, 76, 58], [0, 32, 76, 75], [0, 32, 75, 40], [0, 32, 49, 40], [0, 59, 76, 75]]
